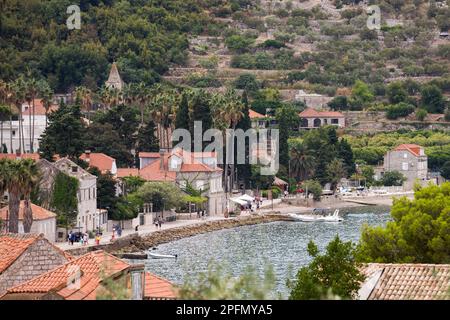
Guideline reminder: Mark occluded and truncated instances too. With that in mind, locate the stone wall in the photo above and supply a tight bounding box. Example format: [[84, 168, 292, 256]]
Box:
[[65, 214, 291, 256], [0, 239, 70, 295]]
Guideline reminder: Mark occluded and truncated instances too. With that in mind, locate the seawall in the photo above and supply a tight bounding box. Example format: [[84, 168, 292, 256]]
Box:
[[65, 214, 292, 256]]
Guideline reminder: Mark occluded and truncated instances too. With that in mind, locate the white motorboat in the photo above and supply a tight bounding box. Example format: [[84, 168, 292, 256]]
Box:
[[148, 252, 178, 259], [289, 209, 343, 222]]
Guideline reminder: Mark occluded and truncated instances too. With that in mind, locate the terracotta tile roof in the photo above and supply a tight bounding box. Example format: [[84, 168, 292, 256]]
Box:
[[249, 109, 265, 119], [116, 168, 140, 178], [361, 263, 450, 300], [138, 152, 161, 158], [0, 233, 73, 275], [80, 153, 115, 173], [0, 201, 56, 221], [394, 144, 423, 157], [144, 272, 178, 300], [4, 250, 130, 300], [138, 150, 221, 181], [0, 154, 40, 161], [299, 107, 344, 118], [22, 99, 58, 116], [0, 234, 40, 274], [139, 156, 177, 181]]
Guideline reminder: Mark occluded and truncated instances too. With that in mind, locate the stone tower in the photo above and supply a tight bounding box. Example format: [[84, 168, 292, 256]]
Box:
[[105, 62, 124, 90]]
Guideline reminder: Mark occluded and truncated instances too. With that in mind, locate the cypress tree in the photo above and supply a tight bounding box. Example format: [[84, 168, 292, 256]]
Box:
[[191, 90, 212, 151], [338, 139, 356, 176], [136, 118, 160, 153], [175, 93, 190, 131], [236, 91, 252, 188]]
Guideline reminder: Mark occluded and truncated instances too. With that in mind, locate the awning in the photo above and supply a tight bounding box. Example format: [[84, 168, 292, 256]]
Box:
[[239, 194, 255, 202], [230, 198, 248, 205]]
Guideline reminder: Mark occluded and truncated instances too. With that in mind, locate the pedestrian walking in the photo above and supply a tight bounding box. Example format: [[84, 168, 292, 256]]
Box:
[[95, 234, 100, 246], [158, 218, 162, 229], [83, 233, 88, 246]]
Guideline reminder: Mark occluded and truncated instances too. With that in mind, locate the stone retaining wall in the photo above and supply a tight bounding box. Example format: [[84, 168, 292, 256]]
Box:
[[65, 214, 291, 256]]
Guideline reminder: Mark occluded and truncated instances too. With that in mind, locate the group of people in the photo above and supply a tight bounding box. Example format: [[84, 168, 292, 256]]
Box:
[[67, 231, 89, 246], [154, 216, 163, 229]]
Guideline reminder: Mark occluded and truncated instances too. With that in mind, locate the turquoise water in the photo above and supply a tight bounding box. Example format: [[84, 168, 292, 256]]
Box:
[[135, 206, 391, 298]]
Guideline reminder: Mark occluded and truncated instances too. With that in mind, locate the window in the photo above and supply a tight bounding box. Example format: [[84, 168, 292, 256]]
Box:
[[402, 162, 408, 171], [71, 166, 78, 173], [403, 153, 408, 159], [331, 119, 339, 124], [12, 130, 16, 136]]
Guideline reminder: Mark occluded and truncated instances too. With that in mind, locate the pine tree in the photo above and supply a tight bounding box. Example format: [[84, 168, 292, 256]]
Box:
[[39, 101, 86, 161]]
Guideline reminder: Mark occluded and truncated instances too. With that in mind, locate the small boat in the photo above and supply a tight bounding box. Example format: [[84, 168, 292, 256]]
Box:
[[148, 252, 178, 259], [289, 209, 343, 222]]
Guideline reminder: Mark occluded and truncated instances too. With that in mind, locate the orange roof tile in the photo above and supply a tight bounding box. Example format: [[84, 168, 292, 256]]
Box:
[[138, 152, 161, 158], [249, 109, 265, 119], [5, 251, 130, 300], [394, 144, 423, 157], [0, 153, 40, 161], [139, 156, 176, 182], [299, 107, 344, 118], [0, 233, 73, 275], [0, 201, 56, 221], [0, 234, 40, 274], [116, 168, 140, 178], [361, 263, 450, 300], [144, 273, 178, 300], [22, 99, 58, 116], [80, 153, 115, 173]]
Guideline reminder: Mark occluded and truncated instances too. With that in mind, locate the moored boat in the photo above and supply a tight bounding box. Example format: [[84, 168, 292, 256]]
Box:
[[148, 252, 178, 259]]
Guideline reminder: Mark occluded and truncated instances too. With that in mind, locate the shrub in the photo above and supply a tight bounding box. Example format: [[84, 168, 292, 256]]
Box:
[[416, 109, 428, 122], [380, 171, 406, 186], [234, 73, 260, 92], [302, 180, 322, 201], [385, 103, 415, 120]]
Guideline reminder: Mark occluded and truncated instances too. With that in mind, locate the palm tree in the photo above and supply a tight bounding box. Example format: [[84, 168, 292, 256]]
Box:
[[0, 105, 11, 153], [75, 86, 93, 120], [38, 80, 54, 128], [0, 158, 39, 233], [21, 159, 40, 232], [99, 86, 112, 110], [150, 88, 179, 149], [12, 77, 27, 154], [290, 143, 315, 182], [212, 90, 244, 191], [2, 81, 15, 153], [25, 77, 38, 153]]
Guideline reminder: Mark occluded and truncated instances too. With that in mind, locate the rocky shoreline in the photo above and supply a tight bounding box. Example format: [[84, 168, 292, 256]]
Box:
[[65, 214, 292, 256]]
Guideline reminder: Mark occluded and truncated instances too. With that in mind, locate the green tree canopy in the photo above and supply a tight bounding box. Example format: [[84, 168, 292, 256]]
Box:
[[289, 236, 365, 300], [134, 182, 184, 212], [358, 183, 450, 263]]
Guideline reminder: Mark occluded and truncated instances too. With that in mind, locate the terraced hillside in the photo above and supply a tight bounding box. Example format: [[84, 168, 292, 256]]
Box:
[[164, 0, 449, 110]]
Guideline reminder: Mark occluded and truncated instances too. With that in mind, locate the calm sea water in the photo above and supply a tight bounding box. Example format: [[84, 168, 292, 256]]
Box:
[[133, 206, 391, 298]]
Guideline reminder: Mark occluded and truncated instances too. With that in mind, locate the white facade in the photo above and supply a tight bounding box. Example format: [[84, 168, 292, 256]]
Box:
[[0, 114, 47, 153], [54, 158, 101, 233]]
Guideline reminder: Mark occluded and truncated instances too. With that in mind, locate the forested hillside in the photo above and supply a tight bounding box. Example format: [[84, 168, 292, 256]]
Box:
[[0, 0, 224, 91]]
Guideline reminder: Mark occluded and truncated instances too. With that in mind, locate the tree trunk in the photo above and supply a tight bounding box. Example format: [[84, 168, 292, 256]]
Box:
[[23, 198, 33, 233], [9, 106, 13, 153], [31, 98, 35, 152], [8, 191, 20, 233], [1, 120, 3, 153], [29, 100, 32, 152]]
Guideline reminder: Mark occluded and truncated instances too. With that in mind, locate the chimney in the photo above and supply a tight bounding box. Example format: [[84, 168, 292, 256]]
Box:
[[85, 150, 91, 163], [129, 264, 145, 300]]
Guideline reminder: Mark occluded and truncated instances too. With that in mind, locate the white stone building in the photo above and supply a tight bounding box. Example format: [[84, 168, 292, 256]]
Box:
[[0, 99, 57, 154], [53, 158, 106, 233]]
